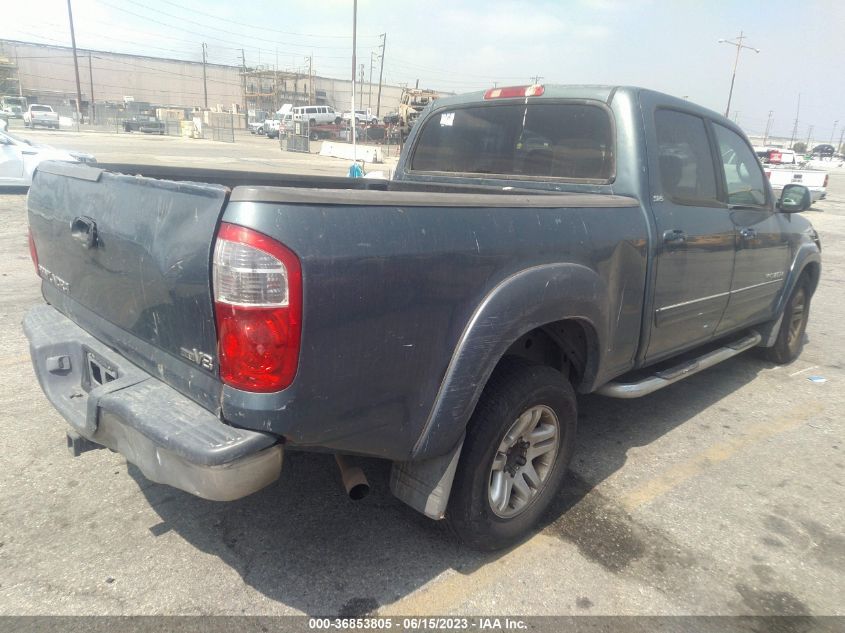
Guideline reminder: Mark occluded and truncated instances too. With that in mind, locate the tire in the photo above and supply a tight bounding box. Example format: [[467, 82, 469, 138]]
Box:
[[309, 118, 316, 126], [257, 127, 264, 135], [761, 275, 812, 364], [447, 357, 577, 551]]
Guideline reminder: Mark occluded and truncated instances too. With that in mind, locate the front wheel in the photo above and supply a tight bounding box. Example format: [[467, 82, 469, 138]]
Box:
[[762, 276, 812, 364], [447, 358, 577, 550]]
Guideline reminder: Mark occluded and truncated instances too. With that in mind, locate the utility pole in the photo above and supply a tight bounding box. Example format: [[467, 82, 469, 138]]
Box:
[[306, 55, 313, 102], [66, 0, 84, 124], [839, 128, 845, 155], [368, 51, 376, 110], [531, 75, 543, 84], [202, 42, 208, 109], [830, 120, 839, 145], [789, 93, 800, 149], [763, 110, 773, 145], [87, 52, 94, 124], [375, 33, 386, 117], [241, 49, 247, 120], [359, 64, 365, 110], [718, 31, 760, 118]]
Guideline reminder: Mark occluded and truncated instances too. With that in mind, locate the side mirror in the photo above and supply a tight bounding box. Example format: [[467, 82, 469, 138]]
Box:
[[778, 184, 812, 212]]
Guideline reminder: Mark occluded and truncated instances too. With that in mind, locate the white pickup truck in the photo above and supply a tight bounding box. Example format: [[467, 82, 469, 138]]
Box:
[[765, 166, 828, 203], [23, 105, 60, 130]]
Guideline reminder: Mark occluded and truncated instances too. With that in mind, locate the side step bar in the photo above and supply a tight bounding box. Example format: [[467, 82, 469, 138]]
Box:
[[597, 332, 762, 399]]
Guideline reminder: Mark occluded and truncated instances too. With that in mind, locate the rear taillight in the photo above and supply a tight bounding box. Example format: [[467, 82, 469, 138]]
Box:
[[484, 84, 545, 99], [28, 228, 39, 274], [212, 223, 302, 392]]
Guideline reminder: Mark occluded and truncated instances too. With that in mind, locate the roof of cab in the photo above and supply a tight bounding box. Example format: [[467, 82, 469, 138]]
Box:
[[432, 84, 620, 109], [430, 84, 738, 135]]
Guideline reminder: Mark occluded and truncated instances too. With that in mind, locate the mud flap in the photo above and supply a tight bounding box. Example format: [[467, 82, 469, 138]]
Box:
[[390, 435, 464, 520]]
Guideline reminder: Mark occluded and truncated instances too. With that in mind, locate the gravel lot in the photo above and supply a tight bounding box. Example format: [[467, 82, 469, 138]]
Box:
[[0, 129, 843, 618]]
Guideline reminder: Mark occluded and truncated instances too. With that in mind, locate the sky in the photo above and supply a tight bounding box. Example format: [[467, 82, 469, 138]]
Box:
[[3, 0, 843, 140]]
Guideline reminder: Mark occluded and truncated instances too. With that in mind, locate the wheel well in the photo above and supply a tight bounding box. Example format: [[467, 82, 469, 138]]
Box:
[[502, 319, 595, 388], [803, 261, 820, 296]]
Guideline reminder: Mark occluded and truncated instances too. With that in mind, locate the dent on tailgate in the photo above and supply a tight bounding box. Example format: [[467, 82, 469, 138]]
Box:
[[27, 162, 230, 412]]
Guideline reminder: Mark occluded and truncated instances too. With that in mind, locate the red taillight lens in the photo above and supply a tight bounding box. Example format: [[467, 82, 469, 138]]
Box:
[[213, 223, 302, 392], [484, 84, 544, 99], [28, 228, 39, 274]]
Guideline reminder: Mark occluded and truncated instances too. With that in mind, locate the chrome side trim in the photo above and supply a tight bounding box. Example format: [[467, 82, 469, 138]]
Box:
[[596, 332, 761, 398], [731, 279, 782, 294], [657, 291, 730, 314]]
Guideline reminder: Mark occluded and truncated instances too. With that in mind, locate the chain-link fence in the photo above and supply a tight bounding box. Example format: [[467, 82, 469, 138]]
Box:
[[208, 112, 235, 143], [281, 120, 311, 153]]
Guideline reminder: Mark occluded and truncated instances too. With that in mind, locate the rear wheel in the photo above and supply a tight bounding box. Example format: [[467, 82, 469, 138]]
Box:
[[762, 276, 812, 364], [447, 358, 577, 551]]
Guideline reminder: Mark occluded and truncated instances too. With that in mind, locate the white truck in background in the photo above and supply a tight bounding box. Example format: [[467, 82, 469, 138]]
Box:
[[23, 105, 60, 130], [753, 146, 828, 204], [765, 167, 828, 203]]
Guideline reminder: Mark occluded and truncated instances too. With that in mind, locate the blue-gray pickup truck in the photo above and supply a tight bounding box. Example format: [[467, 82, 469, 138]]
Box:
[[24, 85, 821, 549]]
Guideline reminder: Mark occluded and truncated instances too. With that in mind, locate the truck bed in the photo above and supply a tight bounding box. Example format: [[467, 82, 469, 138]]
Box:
[[29, 160, 647, 460]]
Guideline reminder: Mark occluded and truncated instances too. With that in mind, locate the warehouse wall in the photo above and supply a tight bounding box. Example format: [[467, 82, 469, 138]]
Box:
[[2, 40, 406, 115]]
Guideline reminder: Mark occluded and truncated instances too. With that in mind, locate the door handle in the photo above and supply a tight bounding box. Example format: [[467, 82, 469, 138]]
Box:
[[71, 216, 98, 249], [739, 227, 757, 240], [662, 229, 687, 245]]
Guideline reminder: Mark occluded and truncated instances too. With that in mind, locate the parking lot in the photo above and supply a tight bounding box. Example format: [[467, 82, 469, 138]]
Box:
[[0, 130, 843, 617]]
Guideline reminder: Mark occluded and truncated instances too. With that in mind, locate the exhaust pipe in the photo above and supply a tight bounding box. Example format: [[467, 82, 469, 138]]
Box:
[[335, 454, 370, 500]]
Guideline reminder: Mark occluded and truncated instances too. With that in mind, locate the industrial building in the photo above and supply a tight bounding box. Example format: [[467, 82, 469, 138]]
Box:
[[1, 39, 408, 122]]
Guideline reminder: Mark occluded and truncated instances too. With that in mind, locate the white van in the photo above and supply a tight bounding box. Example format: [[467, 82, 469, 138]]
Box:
[[292, 105, 340, 126]]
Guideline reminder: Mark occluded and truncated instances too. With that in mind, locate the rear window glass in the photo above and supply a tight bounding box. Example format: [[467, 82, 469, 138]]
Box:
[[410, 103, 613, 181], [654, 109, 719, 205]]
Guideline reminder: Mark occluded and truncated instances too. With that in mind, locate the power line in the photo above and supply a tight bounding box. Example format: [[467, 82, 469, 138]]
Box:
[[156, 0, 379, 40], [93, 0, 378, 50]]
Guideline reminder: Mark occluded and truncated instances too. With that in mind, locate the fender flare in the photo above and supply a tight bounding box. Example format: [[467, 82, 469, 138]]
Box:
[[411, 263, 608, 459], [759, 243, 821, 347]]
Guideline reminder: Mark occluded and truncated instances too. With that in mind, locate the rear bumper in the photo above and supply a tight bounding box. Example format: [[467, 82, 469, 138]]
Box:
[[23, 305, 283, 501]]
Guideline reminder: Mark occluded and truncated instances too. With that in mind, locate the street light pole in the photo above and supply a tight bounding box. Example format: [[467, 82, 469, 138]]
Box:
[[718, 31, 759, 118], [351, 0, 357, 160]]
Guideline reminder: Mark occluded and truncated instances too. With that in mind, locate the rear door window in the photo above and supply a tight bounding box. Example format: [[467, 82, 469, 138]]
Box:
[[654, 109, 719, 206], [409, 102, 614, 182], [713, 123, 767, 206]]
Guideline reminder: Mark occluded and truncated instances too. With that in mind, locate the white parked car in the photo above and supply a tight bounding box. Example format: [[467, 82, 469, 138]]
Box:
[[0, 130, 96, 188], [341, 109, 379, 125]]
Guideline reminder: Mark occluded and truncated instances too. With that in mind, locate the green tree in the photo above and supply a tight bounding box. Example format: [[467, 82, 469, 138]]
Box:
[[792, 142, 807, 153]]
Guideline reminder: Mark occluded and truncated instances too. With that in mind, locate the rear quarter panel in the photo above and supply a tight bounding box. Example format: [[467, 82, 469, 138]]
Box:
[[220, 194, 648, 459]]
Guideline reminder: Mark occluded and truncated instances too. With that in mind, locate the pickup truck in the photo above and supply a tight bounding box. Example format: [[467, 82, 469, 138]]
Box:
[[765, 165, 828, 203], [23, 104, 60, 130], [24, 85, 821, 550]]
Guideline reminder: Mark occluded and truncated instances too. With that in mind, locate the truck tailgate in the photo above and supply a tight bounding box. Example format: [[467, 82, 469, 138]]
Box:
[[27, 161, 229, 411]]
